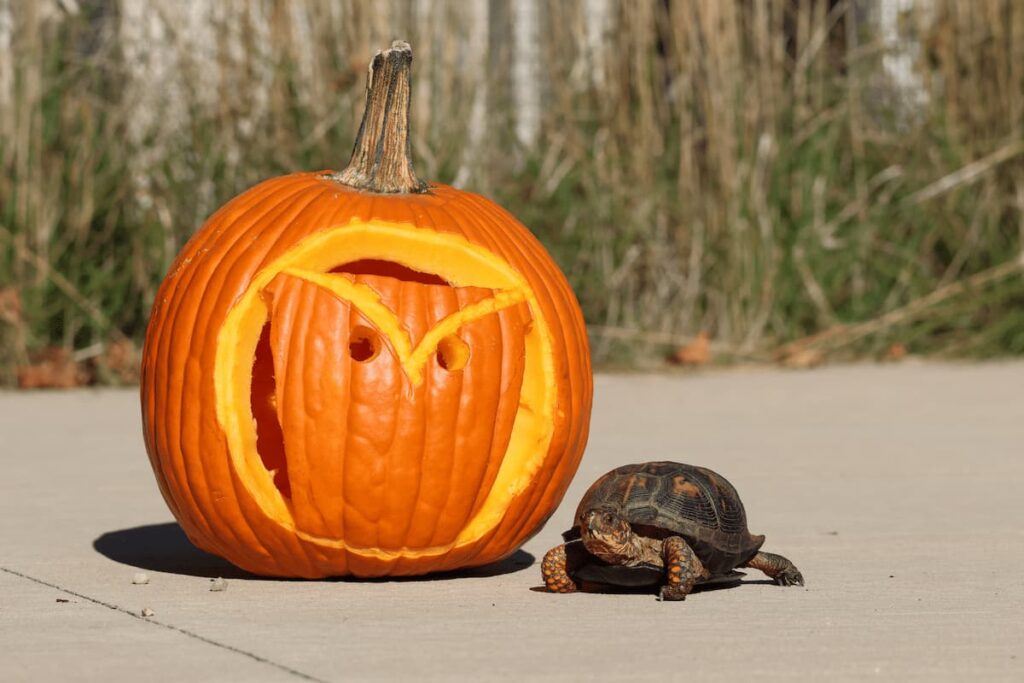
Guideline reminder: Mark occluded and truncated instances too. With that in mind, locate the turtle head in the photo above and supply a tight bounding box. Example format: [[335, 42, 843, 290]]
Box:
[[579, 507, 636, 564]]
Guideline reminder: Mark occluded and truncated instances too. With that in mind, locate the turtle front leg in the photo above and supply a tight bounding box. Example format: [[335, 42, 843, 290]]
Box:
[[659, 536, 708, 601], [541, 544, 578, 594], [743, 551, 804, 586]]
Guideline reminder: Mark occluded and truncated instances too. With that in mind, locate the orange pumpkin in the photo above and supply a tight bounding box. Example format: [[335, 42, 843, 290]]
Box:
[[140, 42, 592, 578]]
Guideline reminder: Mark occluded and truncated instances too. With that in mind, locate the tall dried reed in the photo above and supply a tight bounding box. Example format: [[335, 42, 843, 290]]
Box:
[[1, 0, 1022, 383]]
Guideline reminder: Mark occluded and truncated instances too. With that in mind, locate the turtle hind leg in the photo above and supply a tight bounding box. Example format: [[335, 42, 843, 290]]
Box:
[[541, 544, 578, 594], [744, 551, 804, 586], [659, 536, 708, 601]]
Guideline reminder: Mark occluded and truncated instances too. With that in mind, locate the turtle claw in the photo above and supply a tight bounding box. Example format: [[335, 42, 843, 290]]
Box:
[[657, 585, 687, 602], [658, 536, 704, 602], [744, 551, 804, 587], [774, 569, 804, 587]]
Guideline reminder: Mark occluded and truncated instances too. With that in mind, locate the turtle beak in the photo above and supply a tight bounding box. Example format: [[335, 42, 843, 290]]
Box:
[[582, 509, 619, 534]]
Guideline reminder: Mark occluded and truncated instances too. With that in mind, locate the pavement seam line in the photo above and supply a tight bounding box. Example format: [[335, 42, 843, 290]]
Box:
[[0, 566, 330, 683]]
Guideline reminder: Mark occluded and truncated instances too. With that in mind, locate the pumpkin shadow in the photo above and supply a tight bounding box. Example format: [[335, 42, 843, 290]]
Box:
[[93, 523, 535, 581], [93, 523, 263, 580], [344, 550, 536, 584]]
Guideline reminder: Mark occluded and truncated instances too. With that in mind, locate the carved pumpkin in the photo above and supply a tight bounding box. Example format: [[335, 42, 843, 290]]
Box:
[[140, 42, 592, 578]]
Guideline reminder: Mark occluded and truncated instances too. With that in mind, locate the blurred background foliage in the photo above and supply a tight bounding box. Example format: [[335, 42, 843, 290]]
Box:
[[1, 0, 1023, 385]]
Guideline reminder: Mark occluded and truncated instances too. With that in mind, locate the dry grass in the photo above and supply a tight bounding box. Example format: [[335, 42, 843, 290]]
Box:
[[1, 0, 1023, 383]]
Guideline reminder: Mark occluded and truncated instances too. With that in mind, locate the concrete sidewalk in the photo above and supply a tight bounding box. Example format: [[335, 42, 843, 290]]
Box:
[[2, 363, 1022, 681]]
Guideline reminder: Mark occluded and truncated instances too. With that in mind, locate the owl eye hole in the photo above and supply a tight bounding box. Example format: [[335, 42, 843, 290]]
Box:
[[349, 325, 380, 362], [437, 335, 470, 372]]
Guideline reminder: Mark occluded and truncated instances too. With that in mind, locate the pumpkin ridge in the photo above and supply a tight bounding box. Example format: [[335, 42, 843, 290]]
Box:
[[456, 191, 586, 560], [156, 181, 330, 561], [351, 272, 400, 551], [422, 200, 519, 533], [398, 280, 434, 552], [463, 295, 524, 524], [433, 286, 480, 542], [390, 202, 445, 553], [211, 185, 342, 561], [429, 197, 543, 564], [276, 277, 316, 529], [371, 275, 412, 555], [414, 282, 456, 549], [406, 208, 487, 548], [199, 186, 339, 569], [424, 289, 518, 548]]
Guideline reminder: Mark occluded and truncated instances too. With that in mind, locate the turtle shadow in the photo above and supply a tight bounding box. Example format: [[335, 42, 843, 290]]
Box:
[[529, 575, 778, 596], [528, 583, 744, 596], [94, 522, 535, 582]]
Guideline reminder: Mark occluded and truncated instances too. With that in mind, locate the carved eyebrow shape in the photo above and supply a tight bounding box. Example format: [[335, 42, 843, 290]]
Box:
[[281, 267, 527, 386]]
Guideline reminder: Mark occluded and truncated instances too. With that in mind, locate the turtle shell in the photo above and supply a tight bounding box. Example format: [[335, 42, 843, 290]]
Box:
[[568, 462, 765, 576]]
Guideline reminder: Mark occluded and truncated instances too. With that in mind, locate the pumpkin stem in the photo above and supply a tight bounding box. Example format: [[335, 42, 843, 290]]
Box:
[[331, 41, 428, 194]]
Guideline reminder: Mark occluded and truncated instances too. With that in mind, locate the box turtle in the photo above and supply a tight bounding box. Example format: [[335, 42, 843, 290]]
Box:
[[541, 461, 804, 601]]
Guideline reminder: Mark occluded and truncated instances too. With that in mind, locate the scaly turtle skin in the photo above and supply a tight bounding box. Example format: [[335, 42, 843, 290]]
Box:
[[541, 462, 804, 601]]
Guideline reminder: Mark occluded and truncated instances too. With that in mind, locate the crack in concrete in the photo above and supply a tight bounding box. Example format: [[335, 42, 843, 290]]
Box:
[[0, 566, 330, 683]]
